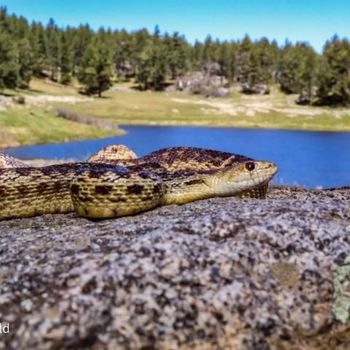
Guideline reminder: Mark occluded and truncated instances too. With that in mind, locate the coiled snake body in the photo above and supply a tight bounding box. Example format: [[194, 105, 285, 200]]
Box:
[[0, 145, 277, 220]]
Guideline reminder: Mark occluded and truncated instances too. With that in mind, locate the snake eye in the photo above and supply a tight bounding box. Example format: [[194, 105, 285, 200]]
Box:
[[245, 162, 255, 171]]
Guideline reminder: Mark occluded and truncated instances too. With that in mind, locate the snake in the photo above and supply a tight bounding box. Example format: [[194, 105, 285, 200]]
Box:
[[0, 145, 277, 220]]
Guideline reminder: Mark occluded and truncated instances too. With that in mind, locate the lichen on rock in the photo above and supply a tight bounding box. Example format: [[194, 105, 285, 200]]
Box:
[[333, 256, 350, 323]]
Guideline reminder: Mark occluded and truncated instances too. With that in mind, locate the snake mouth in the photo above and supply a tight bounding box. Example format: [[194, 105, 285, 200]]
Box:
[[256, 161, 278, 180], [249, 160, 277, 178], [237, 161, 278, 192], [231, 162, 278, 199]]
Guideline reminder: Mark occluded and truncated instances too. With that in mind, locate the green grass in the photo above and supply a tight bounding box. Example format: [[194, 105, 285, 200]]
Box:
[[0, 107, 120, 147], [26, 77, 80, 96], [65, 87, 350, 131]]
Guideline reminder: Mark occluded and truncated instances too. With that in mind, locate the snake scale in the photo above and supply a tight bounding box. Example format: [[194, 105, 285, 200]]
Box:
[[0, 145, 277, 220]]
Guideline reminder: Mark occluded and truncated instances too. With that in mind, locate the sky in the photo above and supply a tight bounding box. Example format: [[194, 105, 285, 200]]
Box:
[[3, 0, 350, 51]]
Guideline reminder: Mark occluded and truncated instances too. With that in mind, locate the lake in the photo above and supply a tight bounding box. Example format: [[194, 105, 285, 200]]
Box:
[[5, 125, 350, 188]]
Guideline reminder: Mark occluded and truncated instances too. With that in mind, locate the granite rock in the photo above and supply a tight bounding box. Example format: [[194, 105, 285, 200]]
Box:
[[0, 185, 349, 349]]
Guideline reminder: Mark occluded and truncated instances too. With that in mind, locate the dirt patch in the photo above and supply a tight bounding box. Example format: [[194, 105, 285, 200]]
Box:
[[0, 95, 15, 111], [25, 94, 91, 106], [172, 97, 273, 116], [172, 96, 350, 119], [0, 94, 91, 112]]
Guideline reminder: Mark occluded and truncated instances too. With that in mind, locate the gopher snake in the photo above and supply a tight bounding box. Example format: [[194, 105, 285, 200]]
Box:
[[0, 145, 277, 220]]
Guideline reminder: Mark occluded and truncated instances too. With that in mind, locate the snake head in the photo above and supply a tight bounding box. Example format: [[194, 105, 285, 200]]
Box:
[[207, 160, 278, 195]]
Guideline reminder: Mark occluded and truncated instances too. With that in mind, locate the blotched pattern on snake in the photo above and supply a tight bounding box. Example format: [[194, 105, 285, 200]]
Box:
[[0, 145, 277, 220]]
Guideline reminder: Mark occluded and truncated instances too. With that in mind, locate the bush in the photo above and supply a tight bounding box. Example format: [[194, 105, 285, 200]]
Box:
[[12, 95, 26, 104]]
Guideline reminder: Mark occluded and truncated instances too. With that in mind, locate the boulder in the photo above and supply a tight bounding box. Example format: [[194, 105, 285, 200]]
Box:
[[203, 62, 221, 76], [241, 83, 270, 95], [176, 71, 229, 98], [0, 185, 349, 349]]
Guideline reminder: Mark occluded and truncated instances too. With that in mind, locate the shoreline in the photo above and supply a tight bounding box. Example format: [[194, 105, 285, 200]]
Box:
[[1, 121, 350, 150], [118, 120, 350, 132]]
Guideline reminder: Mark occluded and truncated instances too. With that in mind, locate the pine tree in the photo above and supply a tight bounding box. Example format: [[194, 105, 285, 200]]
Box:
[[277, 42, 317, 100], [164, 32, 189, 79], [30, 22, 48, 77], [72, 24, 93, 72], [0, 30, 20, 89], [202, 35, 216, 64], [149, 26, 168, 90], [113, 30, 133, 80], [236, 35, 252, 85], [60, 31, 74, 84], [314, 36, 350, 105], [218, 42, 235, 83], [17, 38, 33, 88], [46, 18, 61, 81], [135, 38, 152, 90], [78, 39, 113, 97], [254, 38, 277, 84], [190, 41, 203, 71], [295, 44, 317, 100], [150, 40, 167, 90], [135, 32, 168, 91]]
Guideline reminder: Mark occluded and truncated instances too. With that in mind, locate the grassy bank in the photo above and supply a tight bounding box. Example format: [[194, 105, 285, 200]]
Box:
[[0, 79, 126, 148], [0, 107, 120, 148], [1, 78, 350, 148]]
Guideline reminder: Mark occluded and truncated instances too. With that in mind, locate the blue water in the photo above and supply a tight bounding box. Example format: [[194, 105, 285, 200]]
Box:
[[5, 125, 350, 188]]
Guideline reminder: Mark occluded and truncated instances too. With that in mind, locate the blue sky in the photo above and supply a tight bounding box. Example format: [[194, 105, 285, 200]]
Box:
[[3, 0, 350, 51]]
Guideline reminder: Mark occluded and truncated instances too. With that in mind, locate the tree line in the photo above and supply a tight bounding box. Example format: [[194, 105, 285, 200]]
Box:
[[0, 7, 350, 105]]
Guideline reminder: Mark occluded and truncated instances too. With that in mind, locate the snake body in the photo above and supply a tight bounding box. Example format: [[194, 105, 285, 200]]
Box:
[[0, 146, 277, 220]]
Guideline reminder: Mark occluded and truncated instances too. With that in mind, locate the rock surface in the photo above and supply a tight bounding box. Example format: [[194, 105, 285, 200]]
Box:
[[0, 185, 349, 349], [175, 71, 230, 98]]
